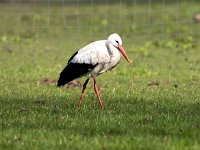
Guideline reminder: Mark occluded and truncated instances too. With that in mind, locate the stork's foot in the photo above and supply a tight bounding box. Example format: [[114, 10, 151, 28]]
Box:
[[77, 79, 89, 109], [93, 77, 103, 109]]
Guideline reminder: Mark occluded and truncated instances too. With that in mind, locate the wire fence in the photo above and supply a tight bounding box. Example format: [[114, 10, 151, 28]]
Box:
[[0, 0, 200, 43]]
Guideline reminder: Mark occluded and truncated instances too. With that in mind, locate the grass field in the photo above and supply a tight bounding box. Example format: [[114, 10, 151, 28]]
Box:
[[1, 1, 200, 150]]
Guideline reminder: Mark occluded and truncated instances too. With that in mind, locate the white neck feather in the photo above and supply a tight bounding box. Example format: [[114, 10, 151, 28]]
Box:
[[105, 40, 121, 62]]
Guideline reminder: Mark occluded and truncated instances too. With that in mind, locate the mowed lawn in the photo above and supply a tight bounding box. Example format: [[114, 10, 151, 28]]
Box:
[[0, 1, 200, 150]]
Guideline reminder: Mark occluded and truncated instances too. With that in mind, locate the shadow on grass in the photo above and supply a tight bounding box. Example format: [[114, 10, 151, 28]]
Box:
[[1, 94, 200, 142]]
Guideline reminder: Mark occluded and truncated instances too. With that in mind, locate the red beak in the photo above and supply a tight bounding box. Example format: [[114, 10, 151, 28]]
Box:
[[117, 45, 130, 63]]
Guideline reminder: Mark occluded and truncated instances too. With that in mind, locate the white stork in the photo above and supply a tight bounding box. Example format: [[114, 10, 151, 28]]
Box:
[[57, 33, 130, 109]]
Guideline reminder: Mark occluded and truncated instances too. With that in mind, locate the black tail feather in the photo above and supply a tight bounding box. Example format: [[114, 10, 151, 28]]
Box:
[[57, 63, 96, 87]]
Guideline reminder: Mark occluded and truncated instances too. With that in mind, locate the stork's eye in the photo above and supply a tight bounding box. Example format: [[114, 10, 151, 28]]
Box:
[[115, 40, 119, 44]]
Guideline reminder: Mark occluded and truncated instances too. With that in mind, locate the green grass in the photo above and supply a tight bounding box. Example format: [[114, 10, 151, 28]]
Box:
[[1, 1, 200, 150]]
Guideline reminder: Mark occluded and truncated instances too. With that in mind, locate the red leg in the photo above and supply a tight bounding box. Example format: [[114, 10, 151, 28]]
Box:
[[77, 79, 89, 108], [93, 77, 103, 109]]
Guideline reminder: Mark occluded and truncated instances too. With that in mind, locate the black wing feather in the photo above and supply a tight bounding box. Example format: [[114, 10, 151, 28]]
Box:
[[68, 51, 78, 63], [57, 63, 96, 87]]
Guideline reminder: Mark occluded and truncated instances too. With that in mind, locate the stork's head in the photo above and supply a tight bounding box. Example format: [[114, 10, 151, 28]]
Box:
[[107, 33, 130, 63]]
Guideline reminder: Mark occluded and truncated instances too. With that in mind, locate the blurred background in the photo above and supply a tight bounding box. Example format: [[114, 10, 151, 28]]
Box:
[[0, 0, 199, 45]]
